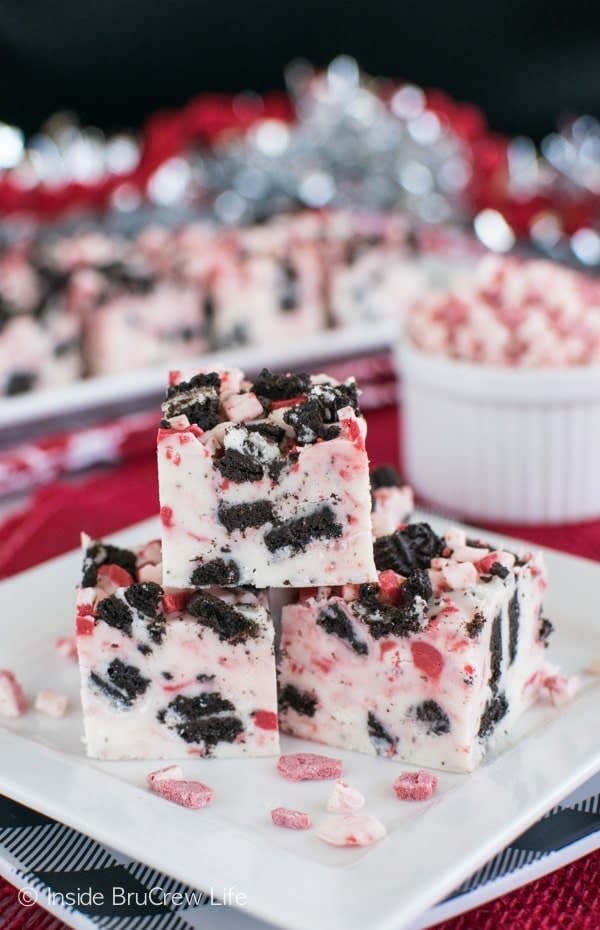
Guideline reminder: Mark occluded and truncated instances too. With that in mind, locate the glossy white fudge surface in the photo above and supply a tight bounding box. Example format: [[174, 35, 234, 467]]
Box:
[[158, 367, 377, 588], [76, 537, 279, 760], [279, 524, 551, 772]]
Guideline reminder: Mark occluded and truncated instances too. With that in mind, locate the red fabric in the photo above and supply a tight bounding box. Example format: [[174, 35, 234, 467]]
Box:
[[0, 404, 598, 930]]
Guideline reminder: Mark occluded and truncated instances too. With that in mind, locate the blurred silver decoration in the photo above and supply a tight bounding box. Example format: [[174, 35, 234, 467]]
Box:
[[190, 55, 471, 225]]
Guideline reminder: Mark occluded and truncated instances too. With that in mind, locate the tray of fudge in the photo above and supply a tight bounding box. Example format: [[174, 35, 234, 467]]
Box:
[[0, 209, 478, 435], [1, 363, 598, 930]]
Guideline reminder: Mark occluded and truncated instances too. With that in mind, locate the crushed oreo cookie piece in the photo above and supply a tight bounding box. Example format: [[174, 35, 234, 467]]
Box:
[[478, 692, 508, 739], [96, 596, 134, 637], [284, 398, 341, 445], [252, 369, 311, 400], [264, 505, 343, 554], [316, 602, 368, 655], [124, 582, 164, 619], [217, 500, 276, 533], [157, 692, 243, 748], [373, 524, 444, 575], [147, 615, 167, 645], [163, 372, 222, 430], [137, 643, 152, 656], [401, 569, 433, 605], [489, 562, 510, 579], [214, 449, 264, 483], [6, 372, 37, 396], [187, 591, 259, 643], [98, 260, 155, 295], [489, 612, 503, 689], [367, 711, 397, 750], [538, 617, 554, 645], [370, 465, 402, 491], [508, 589, 520, 665], [466, 611, 486, 639], [90, 658, 150, 707], [279, 260, 299, 311], [166, 372, 221, 397], [190, 558, 240, 586], [356, 579, 427, 639], [279, 684, 318, 717], [414, 700, 451, 736], [81, 542, 138, 588], [245, 422, 286, 445]]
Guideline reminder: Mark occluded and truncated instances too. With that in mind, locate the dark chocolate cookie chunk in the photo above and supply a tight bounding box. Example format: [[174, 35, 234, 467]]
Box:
[[157, 692, 243, 749], [316, 602, 368, 655], [187, 591, 259, 643], [508, 588, 520, 665], [373, 523, 444, 575], [279, 684, 318, 717], [81, 542, 138, 588], [190, 558, 240, 586], [489, 562, 510, 579], [96, 596, 133, 637], [413, 699, 451, 736], [6, 371, 37, 396], [90, 658, 150, 707], [214, 449, 264, 483], [166, 372, 221, 397], [466, 611, 486, 639], [124, 582, 164, 619], [478, 692, 508, 739], [538, 617, 554, 645], [217, 500, 276, 533], [279, 259, 299, 311], [245, 422, 286, 445], [370, 465, 402, 491], [367, 711, 397, 751], [264, 505, 343, 554], [489, 612, 503, 689], [284, 398, 341, 445], [252, 368, 311, 400]]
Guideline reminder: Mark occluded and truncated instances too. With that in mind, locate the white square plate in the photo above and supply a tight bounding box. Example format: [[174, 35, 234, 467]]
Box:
[[1, 513, 598, 930]]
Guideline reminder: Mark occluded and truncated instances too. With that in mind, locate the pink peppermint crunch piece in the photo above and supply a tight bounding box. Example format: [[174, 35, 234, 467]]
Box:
[[34, 689, 68, 718], [538, 673, 581, 706], [146, 765, 184, 790], [271, 807, 312, 830], [153, 779, 214, 809], [277, 752, 343, 781], [0, 669, 27, 718], [317, 814, 386, 847], [393, 770, 439, 801], [327, 780, 365, 813]]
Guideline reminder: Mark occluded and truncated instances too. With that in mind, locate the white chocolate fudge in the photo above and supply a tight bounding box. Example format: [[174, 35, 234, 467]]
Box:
[[210, 227, 325, 348], [279, 523, 553, 772], [76, 537, 279, 760], [158, 367, 377, 588], [370, 465, 414, 537]]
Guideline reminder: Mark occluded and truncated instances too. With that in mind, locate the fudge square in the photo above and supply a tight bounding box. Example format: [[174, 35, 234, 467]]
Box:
[[157, 367, 377, 588], [279, 523, 552, 772], [76, 536, 279, 760]]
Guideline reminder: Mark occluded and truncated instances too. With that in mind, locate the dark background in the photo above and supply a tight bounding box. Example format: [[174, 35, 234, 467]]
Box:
[[1, 0, 599, 139]]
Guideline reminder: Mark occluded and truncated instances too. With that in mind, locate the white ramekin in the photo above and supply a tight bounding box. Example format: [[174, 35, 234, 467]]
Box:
[[398, 342, 600, 524]]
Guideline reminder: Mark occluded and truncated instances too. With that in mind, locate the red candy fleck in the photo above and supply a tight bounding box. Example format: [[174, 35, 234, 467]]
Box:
[[55, 636, 78, 661], [277, 752, 343, 781], [393, 770, 438, 801], [160, 506, 174, 528], [76, 616, 95, 636], [97, 564, 135, 588], [0, 669, 27, 718], [270, 394, 307, 410], [271, 807, 312, 830], [153, 779, 214, 809], [378, 570, 404, 605], [162, 591, 190, 614], [253, 710, 278, 731], [410, 642, 444, 681]]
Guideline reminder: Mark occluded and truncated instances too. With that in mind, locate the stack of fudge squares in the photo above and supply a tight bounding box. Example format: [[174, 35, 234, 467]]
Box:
[[75, 366, 554, 772]]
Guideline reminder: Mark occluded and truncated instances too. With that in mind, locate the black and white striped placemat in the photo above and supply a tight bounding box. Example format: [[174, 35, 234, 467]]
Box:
[[1, 774, 599, 930]]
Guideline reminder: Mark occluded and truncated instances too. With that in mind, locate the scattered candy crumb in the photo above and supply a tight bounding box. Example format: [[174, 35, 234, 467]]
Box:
[[271, 807, 312, 830], [538, 673, 581, 706], [0, 669, 27, 718], [146, 764, 184, 790], [152, 779, 214, 809], [277, 752, 343, 781], [34, 689, 68, 718], [55, 636, 78, 661], [393, 770, 439, 801], [316, 813, 386, 847], [326, 780, 365, 813]]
